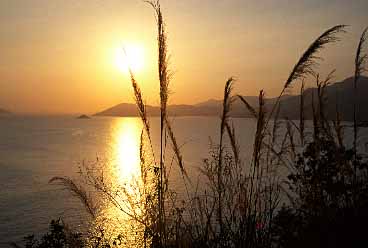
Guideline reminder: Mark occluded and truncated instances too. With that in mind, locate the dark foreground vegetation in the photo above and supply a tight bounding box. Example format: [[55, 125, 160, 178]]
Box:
[[12, 1, 368, 247]]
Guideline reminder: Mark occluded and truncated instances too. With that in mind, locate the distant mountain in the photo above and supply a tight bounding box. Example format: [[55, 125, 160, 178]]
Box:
[[95, 103, 160, 117], [95, 103, 218, 117], [194, 99, 222, 108], [95, 99, 259, 118], [95, 76, 368, 121], [277, 76, 368, 121], [95, 96, 283, 118]]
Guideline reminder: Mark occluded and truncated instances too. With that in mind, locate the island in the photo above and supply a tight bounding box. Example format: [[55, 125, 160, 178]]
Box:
[[77, 114, 91, 119]]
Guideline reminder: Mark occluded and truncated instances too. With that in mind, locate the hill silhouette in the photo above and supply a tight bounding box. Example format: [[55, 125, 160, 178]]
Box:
[[277, 76, 368, 121], [95, 76, 368, 120]]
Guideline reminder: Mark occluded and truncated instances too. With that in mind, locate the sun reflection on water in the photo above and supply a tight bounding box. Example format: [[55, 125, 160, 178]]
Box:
[[92, 118, 147, 246], [113, 118, 142, 183]]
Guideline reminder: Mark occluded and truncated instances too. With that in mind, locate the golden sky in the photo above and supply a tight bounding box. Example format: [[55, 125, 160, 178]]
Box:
[[0, 0, 367, 114]]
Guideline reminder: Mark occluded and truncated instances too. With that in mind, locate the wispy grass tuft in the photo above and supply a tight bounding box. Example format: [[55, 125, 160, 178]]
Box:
[[299, 80, 305, 146], [129, 70, 152, 142], [267, 25, 346, 122], [149, 1, 172, 245], [217, 77, 234, 234], [225, 121, 240, 165], [284, 25, 346, 89], [353, 26, 368, 188], [238, 95, 258, 118], [165, 117, 189, 181], [49, 177, 97, 219], [354, 27, 368, 80]]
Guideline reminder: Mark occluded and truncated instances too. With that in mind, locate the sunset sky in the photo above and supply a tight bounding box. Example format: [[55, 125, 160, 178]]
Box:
[[0, 0, 367, 114]]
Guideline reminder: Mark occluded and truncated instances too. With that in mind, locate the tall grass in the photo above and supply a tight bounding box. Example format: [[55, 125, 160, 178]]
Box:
[[266, 25, 346, 123], [353, 27, 368, 189], [43, 2, 368, 248]]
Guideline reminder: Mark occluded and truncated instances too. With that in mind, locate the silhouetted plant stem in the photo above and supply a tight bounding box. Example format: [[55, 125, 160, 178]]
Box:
[[353, 27, 368, 192], [299, 80, 305, 146], [218, 77, 234, 237], [147, 1, 172, 245]]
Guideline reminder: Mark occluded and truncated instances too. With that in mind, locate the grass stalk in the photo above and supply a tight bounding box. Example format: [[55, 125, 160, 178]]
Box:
[[353, 27, 368, 187], [266, 25, 346, 125], [218, 77, 234, 237]]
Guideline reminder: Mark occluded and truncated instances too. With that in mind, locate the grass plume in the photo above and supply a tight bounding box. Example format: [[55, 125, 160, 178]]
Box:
[[267, 25, 346, 123], [284, 25, 346, 89], [353, 26, 368, 189], [49, 177, 97, 219], [165, 117, 189, 181], [217, 77, 234, 234], [238, 95, 258, 118]]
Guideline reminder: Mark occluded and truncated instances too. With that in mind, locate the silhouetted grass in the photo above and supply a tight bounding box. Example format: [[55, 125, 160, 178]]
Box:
[[267, 25, 346, 123], [353, 27, 368, 187], [16, 2, 368, 248]]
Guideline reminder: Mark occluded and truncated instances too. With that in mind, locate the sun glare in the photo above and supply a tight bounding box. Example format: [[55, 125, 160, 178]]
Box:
[[115, 44, 144, 74]]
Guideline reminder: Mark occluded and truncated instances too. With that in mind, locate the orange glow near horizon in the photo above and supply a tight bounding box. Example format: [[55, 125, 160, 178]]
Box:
[[0, 1, 366, 114]]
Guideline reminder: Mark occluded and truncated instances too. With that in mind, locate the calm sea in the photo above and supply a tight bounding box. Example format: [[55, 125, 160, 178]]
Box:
[[0, 116, 259, 245], [1, 116, 367, 246]]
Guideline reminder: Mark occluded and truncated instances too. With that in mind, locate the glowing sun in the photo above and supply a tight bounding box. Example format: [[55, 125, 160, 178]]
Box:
[[115, 44, 144, 73]]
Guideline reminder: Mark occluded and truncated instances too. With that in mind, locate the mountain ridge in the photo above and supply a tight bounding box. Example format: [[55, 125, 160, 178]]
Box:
[[95, 76, 368, 121]]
